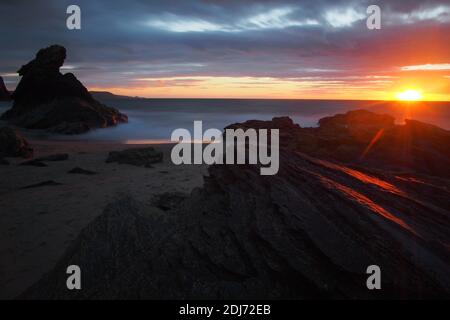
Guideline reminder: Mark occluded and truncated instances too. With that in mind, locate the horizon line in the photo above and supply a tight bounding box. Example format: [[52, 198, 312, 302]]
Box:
[[88, 92, 450, 103]]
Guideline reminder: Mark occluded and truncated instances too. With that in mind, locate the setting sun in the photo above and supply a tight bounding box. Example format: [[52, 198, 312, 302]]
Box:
[[396, 89, 423, 101]]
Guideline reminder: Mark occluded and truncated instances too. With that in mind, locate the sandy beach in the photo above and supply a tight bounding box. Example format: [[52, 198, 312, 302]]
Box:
[[0, 140, 208, 299]]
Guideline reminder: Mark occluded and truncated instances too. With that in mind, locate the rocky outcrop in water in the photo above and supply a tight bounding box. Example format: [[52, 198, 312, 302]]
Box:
[[0, 45, 127, 134], [21, 111, 450, 299], [227, 110, 450, 177]]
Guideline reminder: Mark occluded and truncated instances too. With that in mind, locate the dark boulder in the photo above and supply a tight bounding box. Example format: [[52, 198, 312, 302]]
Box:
[[36, 153, 69, 161], [0, 76, 11, 101], [68, 167, 98, 175], [0, 127, 33, 158], [105, 147, 163, 167], [227, 116, 301, 131], [1, 45, 127, 134]]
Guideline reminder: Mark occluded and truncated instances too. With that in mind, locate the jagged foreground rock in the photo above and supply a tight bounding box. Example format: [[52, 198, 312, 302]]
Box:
[[21, 112, 450, 299], [1, 45, 127, 134]]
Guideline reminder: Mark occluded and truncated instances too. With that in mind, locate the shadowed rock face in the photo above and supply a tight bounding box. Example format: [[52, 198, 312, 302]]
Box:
[[21, 112, 450, 300], [1, 45, 127, 134], [0, 76, 11, 101], [0, 127, 33, 158]]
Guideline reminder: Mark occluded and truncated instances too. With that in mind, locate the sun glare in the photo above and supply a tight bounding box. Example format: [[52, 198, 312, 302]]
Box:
[[396, 89, 422, 101]]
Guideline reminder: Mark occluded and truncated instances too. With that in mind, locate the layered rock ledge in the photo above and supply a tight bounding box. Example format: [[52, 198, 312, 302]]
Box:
[[21, 111, 450, 299]]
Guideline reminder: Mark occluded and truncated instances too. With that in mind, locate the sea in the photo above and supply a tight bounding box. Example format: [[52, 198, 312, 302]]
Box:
[[1, 98, 449, 143]]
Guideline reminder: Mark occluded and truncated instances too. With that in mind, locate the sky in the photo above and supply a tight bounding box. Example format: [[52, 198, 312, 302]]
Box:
[[0, 0, 449, 100]]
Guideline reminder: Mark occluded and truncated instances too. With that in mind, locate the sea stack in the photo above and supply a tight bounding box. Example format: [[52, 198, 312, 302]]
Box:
[[0, 76, 11, 101], [0, 45, 127, 134]]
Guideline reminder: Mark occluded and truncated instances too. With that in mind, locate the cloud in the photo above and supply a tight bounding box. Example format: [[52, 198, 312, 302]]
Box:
[[385, 4, 450, 24], [145, 6, 320, 33], [401, 64, 450, 71], [0, 0, 448, 99], [411, 5, 450, 22], [239, 7, 319, 30], [323, 7, 365, 27], [146, 14, 229, 32]]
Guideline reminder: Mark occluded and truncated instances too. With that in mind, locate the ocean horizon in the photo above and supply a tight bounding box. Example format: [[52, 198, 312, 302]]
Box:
[[1, 97, 449, 143]]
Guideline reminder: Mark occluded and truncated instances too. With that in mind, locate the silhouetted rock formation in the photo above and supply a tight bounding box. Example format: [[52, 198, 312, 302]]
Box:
[[105, 147, 163, 167], [227, 110, 450, 178], [0, 45, 127, 134], [21, 112, 450, 299], [318, 109, 394, 129], [0, 76, 11, 101], [0, 127, 33, 158]]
